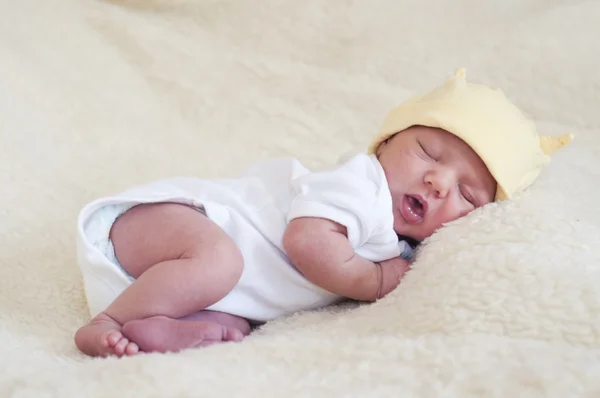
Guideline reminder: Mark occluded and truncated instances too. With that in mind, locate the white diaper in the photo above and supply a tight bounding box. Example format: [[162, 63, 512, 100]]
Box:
[[82, 203, 136, 281]]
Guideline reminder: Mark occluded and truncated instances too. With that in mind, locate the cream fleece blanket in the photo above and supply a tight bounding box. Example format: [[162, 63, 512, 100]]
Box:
[[1, 1, 599, 397]]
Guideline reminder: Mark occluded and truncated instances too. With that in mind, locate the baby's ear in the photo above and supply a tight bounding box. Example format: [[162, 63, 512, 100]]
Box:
[[374, 139, 387, 156], [539, 133, 574, 155], [376, 133, 398, 155]]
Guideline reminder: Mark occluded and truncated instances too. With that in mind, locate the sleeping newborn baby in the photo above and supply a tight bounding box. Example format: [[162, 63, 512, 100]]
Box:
[[74, 69, 572, 357]]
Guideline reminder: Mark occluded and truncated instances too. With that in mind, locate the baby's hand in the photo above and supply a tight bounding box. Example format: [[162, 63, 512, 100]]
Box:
[[376, 256, 411, 299]]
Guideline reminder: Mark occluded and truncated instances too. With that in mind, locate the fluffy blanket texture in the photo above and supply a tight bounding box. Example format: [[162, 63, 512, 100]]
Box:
[[1, 1, 599, 397]]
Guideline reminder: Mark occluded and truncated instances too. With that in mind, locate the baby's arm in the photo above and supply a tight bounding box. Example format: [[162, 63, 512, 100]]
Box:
[[283, 216, 409, 301]]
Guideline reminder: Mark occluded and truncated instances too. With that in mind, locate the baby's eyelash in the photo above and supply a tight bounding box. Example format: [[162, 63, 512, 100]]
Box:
[[418, 141, 435, 159], [460, 186, 476, 205]]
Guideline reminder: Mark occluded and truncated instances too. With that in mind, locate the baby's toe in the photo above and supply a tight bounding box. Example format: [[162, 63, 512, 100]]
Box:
[[221, 325, 245, 343], [227, 328, 244, 342], [106, 330, 123, 347], [125, 342, 139, 356], [113, 337, 130, 356]]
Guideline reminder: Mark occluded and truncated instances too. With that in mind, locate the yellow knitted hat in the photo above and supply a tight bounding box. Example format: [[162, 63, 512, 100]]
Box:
[[368, 68, 573, 200]]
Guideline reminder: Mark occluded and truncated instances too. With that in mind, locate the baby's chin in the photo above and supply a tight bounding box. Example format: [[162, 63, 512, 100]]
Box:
[[393, 223, 423, 246], [393, 220, 436, 245]]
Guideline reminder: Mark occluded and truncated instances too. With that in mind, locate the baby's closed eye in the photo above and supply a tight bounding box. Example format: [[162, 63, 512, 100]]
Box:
[[418, 141, 438, 161], [459, 184, 476, 205]]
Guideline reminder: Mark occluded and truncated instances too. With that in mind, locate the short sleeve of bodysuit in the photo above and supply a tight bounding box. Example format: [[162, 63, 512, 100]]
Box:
[[286, 153, 385, 249]]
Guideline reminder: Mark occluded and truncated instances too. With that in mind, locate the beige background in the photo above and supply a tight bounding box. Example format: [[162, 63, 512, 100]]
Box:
[[1, 1, 599, 397]]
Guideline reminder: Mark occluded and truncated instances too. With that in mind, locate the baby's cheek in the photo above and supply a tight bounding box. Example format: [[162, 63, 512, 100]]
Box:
[[439, 201, 470, 225]]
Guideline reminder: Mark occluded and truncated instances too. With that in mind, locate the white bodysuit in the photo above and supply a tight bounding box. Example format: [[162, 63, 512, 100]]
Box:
[[76, 153, 414, 323]]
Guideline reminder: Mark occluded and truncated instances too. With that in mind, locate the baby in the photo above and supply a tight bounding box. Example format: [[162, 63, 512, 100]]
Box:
[[74, 69, 572, 357]]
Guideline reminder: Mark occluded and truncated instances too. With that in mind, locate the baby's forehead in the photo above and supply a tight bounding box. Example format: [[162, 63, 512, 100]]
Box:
[[420, 127, 458, 141], [420, 127, 494, 182], [422, 127, 475, 152]]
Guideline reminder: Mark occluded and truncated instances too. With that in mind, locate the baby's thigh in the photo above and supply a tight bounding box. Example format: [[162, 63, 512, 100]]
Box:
[[109, 202, 241, 279]]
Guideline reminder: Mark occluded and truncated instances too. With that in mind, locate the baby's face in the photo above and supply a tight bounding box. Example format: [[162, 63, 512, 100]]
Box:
[[376, 125, 496, 242]]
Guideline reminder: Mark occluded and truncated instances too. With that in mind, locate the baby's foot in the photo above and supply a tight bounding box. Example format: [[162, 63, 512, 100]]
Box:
[[181, 310, 251, 336], [75, 313, 139, 357], [122, 315, 245, 353]]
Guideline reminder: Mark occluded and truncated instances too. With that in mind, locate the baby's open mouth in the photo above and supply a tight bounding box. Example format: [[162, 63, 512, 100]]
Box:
[[400, 194, 427, 223]]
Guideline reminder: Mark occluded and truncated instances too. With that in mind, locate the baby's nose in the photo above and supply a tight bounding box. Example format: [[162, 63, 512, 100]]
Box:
[[426, 169, 454, 198]]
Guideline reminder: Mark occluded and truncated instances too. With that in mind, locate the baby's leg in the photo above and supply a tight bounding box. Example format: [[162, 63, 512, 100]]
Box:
[[74, 203, 244, 357]]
